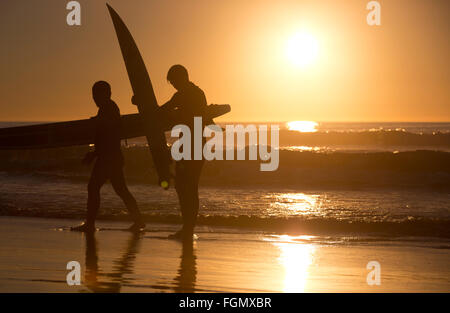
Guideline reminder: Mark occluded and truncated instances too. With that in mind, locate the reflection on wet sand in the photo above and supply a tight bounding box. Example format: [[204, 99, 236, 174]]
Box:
[[173, 239, 197, 292], [1, 217, 447, 292], [81, 229, 317, 293], [84, 232, 142, 293], [83, 232, 197, 293], [266, 235, 316, 292]]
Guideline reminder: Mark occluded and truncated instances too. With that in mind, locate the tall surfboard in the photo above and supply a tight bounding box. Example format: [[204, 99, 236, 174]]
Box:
[[107, 4, 171, 189]]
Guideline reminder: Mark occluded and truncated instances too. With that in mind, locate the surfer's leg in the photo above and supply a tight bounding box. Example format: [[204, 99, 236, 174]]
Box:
[[174, 160, 203, 238], [187, 160, 204, 234], [110, 167, 144, 230], [86, 161, 108, 226], [72, 161, 107, 232], [173, 161, 190, 238]]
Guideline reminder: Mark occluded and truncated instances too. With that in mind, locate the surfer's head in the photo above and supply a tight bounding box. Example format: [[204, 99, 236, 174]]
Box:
[[167, 64, 189, 91], [92, 81, 112, 105]]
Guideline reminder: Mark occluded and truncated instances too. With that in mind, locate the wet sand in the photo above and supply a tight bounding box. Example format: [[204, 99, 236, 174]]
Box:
[[0, 216, 448, 292]]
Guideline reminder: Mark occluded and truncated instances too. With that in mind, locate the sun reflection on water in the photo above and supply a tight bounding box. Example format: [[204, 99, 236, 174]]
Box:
[[270, 193, 321, 215], [268, 235, 316, 292], [287, 121, 318, 132], [283, 146, 322, 152]]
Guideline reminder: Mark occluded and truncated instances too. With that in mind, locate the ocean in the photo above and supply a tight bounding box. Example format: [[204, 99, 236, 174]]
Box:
[[0, 121, 449, 239]]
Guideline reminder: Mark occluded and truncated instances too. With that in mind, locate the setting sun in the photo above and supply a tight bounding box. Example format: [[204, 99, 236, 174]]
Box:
[[285, 31, 319, 68]]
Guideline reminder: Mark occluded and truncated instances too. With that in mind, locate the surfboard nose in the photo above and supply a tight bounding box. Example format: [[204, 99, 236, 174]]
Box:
[[106, 3, 120, 20]]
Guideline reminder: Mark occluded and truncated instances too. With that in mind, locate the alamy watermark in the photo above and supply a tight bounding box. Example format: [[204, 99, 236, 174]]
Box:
[[366, 261, 381, 286], [66, 261, 81, 286], [66, 1, 81, 26], [366, 1, 381, 26], [171, 117, 280, 172], [67, 2, 381, 27]]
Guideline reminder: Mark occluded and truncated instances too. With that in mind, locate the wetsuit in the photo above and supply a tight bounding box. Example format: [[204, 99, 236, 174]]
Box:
[[162, 82, 207, 235], [86, 100, 141, 225]]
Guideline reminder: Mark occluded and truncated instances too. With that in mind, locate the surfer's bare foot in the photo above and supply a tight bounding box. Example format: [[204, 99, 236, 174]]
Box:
[[70, 222, 95, 233], [127, 222, 146, 232], [168, 229, 196, 241]]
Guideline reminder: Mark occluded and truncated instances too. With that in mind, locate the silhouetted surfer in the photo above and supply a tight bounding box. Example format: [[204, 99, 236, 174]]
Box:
[[72, 81, 145, 232], [133, 65, 207, 240]]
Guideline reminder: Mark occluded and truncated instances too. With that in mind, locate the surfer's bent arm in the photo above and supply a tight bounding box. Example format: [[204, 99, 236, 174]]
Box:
[[160, 93, 181, 112], [82, 110, 113, 164]]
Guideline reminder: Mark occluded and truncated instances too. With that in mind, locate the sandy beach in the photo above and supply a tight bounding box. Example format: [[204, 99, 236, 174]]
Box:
[[0, 216, 448, 293], [1, 0, 450, 302]]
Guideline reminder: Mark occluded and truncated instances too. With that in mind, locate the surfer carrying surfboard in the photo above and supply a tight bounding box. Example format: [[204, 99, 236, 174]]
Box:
[[133, 65, 206, 240], [164, 65, 207, 240], [71, 81, 145, 233]]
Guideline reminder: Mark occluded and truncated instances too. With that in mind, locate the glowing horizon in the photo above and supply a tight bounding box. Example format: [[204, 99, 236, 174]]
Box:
[[0, 0, 449, 122]]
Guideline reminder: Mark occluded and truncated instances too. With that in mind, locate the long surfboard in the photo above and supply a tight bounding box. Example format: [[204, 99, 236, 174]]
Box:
[[107, 4, 172, 189], [0, 105, 230, 150]]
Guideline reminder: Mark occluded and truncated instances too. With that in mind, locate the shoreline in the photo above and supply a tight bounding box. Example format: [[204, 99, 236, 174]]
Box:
[[0, 216, 449, 293]]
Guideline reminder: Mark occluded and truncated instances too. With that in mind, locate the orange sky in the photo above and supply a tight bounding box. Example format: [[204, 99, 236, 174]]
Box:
[[0, 0, 449, 122]]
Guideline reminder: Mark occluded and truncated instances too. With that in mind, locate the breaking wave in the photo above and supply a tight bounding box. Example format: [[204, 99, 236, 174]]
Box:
[[0, 146, 449, 189]]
